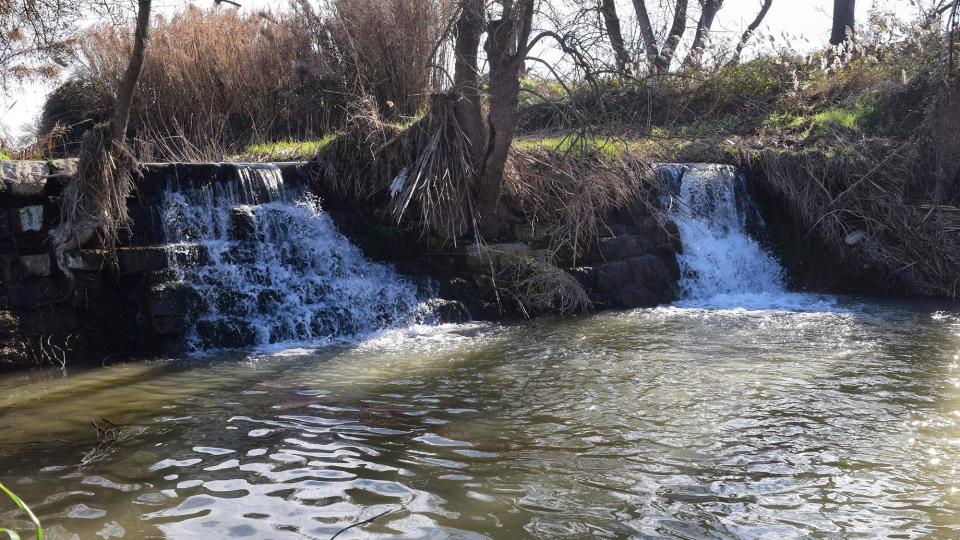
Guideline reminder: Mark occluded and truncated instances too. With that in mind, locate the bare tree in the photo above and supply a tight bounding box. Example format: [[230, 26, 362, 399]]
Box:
[[730, 0, 774, 65], [0, 0, 82, 85], [684, 0, 723, 68], [599, 0, 631, 74], [632, 0, 689, 73], [830, 0, 856, 45]]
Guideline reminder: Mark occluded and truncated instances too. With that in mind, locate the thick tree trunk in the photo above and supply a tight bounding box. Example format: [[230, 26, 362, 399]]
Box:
[[830, 0, 856, 45], [476, 0, 535, 238], [600, 0, 631, 74], [730, 0, 773, 65], [112, 0, 151, 143], [452, 0, 486, 167], [685, 0, 722, 68]]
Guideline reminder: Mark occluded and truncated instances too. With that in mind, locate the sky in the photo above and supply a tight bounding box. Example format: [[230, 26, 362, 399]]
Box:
[[0, 0, 924, 142]]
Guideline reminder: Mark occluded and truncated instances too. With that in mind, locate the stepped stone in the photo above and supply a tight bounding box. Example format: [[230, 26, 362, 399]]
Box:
[[118, 247, 168, 275], [65, 250, 107, 272], [0, 159, 77, 197], [17, 254, 50, 278], [464, 243, 552, 272]]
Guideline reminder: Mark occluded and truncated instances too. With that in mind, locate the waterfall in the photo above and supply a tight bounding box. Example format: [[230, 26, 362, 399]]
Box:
[[662, 163, 794, 308], [161, 164, 422, 351]]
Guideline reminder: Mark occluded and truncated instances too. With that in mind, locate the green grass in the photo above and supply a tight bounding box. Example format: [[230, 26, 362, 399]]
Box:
[[764, 102, 877, 134], [242, 135, 339, 158], [512, 136, 627, 159], [0, 482, 42, 539]]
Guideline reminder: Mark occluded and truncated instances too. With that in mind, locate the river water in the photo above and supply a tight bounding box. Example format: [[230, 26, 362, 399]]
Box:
[[1, 298, 960, 539]]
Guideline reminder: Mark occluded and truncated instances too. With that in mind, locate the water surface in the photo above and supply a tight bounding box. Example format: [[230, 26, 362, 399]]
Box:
[[2, 298, 959, 539]]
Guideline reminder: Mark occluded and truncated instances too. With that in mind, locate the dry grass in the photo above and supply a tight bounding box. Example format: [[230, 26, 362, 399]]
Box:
[[299, 0, 453, 118], [746, 133, 960, 298], [70, 7, 341, 157], [505, 139, 661, 265], [491, 253, 593, 317]]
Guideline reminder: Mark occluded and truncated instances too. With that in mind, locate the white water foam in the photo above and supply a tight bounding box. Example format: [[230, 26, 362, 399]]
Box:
[[663, 163, 839, 312], [161, 164, 424, 351]]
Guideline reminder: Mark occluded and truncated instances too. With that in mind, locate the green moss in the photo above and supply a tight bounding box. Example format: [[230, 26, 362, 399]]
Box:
[[242, 135, 339, 158], [0, 150, 10, 161]]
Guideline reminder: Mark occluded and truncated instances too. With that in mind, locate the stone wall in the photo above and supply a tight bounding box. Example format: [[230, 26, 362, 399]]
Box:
[[0, 160, 310, 370]]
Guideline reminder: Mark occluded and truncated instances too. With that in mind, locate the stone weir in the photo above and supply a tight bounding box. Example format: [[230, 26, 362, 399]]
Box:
[[0, 158, 691, 370], [0, 160, 312, 369]]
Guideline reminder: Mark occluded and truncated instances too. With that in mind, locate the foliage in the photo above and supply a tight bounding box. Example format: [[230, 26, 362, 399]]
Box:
[[0, 481, 42, 540], [0, 150, 9, 161]]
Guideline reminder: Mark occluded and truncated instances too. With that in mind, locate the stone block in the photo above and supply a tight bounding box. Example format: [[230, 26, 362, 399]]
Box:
[[65, 250, 107, 272], [0, 161, 47, 197], [17, 254, 50, 278], [118, 247, 169, 275], [7, 278, 63, 307], [11, 206, 44, 233], [463, 243, 551, 272]]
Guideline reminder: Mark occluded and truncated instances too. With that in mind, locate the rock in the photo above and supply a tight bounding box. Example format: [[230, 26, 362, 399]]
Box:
[[0, 310, 27, 370], [195, 318, 257, 349], [17, 254, 50, 278], [230, 206, 258, 241], [7, 278, 64, 307], [118, 247, 168, 275], [11, 205, 44, 233], [593, 255, 676, 308], [418, 298, 471, 324], [147, 282, 204, 337], [0, 160, 77, 198], [845, 230, 867, 246], [0, 161, 47, 197]]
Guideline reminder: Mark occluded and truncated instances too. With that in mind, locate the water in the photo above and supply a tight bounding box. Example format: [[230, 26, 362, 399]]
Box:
[[1, 302, 959, 538], [161, 164, 422, 350], [1, 166, 959, 538]]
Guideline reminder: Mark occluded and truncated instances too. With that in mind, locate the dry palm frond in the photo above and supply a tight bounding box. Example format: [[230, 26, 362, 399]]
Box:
[[386, 93, 478, 241], [49, 123, 135, 278]]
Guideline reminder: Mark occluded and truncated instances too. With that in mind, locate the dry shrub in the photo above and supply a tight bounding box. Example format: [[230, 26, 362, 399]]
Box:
[[69, 6, 339, 157], [492, 253, 593, 317], [301, 0, 453, 118], [747, 135, 960, 298], [505, 142, 661, 265]]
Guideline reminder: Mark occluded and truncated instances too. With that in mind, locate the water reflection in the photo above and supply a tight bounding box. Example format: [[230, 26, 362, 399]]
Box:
[[1, 299, 959, 538]]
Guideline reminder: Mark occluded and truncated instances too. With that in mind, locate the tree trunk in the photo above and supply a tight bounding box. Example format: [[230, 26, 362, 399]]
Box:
[[730, 0, 773, 65], [452, 0, 486, 166], [631, 0, 661, 70], [476, 0, 535, 238], [600, 0, 631, 74], [685, 0, 722, 68], [631, 0, 689, 73], [830, 0, 856, 45], [112, 0, 151, 143], [655, 0, 689, 72]]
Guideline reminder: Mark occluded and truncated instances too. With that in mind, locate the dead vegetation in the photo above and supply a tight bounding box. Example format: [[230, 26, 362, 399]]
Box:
[[746, 132, 960, 298]]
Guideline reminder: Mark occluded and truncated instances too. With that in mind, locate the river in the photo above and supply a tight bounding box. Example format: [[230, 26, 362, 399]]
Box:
[[1, 298, 959, 538]]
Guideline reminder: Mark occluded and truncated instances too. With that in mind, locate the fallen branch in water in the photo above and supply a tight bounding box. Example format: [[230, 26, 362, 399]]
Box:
[[329, 509, 393, 540]]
